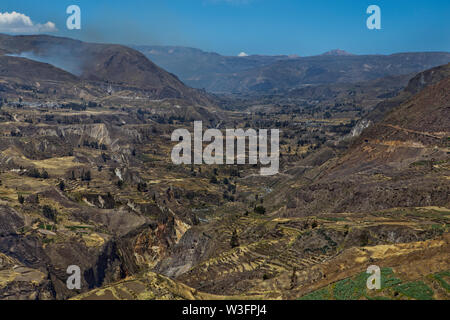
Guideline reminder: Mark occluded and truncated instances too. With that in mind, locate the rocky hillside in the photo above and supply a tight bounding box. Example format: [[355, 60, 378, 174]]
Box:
[[0, 36, 448, 301], [0, 34, 212, 105], [127, 64, 448, 300], [270, 64, 449, 216]]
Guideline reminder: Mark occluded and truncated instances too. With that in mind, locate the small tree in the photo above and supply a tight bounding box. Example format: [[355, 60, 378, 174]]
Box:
[[210, 176, 218, 184], [254, 206, 266, 215], [42, 205, 57, 222], [290, 267, 298, 290], [58, 181, 65, 191], [81, 170, 91, 181], [230, 229, 239, 248], [429, 158, 435, 172], [18, 194, 24, 204], [27, 168, 41, 178], [137, 182, 147, 192], [41, 169, 49, 179]]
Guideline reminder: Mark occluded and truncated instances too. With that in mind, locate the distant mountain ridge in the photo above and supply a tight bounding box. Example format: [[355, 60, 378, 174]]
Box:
[[134, 45, 450, 94], [133, 45, 294, 92], [210, 52, 450, 94], [321, 49, 354, 56]]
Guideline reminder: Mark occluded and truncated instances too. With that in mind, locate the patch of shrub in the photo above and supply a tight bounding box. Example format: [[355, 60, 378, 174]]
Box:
[[433, 271, 450, 291], [395, 281, 434, 300], [299, 287, 331, 300], [254, 206, 266, 215], [42, 205, 57, 222]]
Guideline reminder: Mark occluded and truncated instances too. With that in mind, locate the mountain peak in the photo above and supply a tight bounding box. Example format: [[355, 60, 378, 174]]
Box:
[[321, 49, 354, 56]]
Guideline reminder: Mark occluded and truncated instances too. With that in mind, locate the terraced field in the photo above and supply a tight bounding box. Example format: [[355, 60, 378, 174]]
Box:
[[299, 268, 449, 300], [0, 35, 448, 301]]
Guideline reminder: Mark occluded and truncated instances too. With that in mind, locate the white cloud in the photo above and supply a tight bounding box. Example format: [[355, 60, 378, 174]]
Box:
[[238, 52, 249, 57], [0, 11, 57, 33]]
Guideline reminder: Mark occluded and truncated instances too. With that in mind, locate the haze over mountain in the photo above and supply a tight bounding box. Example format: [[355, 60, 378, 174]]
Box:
[[0, 34, 212, 105], [135, 45, 450, 94], [133, 45, 294, 92]]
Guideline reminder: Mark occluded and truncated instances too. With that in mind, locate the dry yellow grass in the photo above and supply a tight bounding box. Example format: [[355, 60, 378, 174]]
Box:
[[82, 233, 106, 247], [73, 271, 260, 300], [1, 147, 80, 175]]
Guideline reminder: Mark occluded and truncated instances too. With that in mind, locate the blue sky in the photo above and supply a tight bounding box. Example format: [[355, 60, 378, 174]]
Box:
[[0, 0, 449, 56]]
